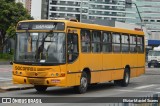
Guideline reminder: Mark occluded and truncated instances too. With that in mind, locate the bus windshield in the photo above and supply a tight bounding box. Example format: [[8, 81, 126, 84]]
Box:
[[148, 51, 160, 56], [15, 32, 66, 64]]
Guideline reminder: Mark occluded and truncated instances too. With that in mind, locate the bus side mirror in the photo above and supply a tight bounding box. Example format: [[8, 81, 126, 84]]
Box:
[[10, 61, 13, 65]]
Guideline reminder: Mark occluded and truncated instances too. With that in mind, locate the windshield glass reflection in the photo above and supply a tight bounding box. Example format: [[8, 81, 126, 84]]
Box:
[[15, 32, 66, 63]]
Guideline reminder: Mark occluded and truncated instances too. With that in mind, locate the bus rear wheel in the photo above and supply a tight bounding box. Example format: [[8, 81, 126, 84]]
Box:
[[34, 85, 47, 92], [148, 63, 151, 68], [114, 68, 130, 87], [114, 80, 121, 86], [121, 68, 130, 87], [74, 72, 88, 94]]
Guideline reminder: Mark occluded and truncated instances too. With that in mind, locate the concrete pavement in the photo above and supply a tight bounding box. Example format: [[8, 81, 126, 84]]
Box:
[[0, 65, 158, 92], [0, 65, 33, 92], [0, 81, 33, 91], [0, 66, 159, 106], [0, 61, 10, 65]]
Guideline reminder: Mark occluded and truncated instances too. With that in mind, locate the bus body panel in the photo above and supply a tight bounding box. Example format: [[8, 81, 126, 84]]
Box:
[[13, 75, 66, 86], [102, 53, 123, 81], [121, 54, 138, 78], [79, 54, 101, 83], [13, 64, 67, 86], [66, 57, 80, 86], [13, 20, 145, 89], [100, 71, 112, 82], [91, 53, 102, 82], [137, 54, 145, 76]]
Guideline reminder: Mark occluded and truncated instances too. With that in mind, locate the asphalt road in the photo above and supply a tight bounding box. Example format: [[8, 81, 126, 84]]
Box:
[[0, 65, 160, 106]]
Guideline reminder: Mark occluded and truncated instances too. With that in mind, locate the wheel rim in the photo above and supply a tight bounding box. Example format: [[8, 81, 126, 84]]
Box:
[[125, 73, 129, 84], [80, 77, 87, 89]]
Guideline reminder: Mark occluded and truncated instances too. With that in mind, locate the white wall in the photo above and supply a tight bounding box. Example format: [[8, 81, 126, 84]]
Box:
[[31, 0, 42, 20], [115, 21, 141, 30], [150, 32, 160, 40]]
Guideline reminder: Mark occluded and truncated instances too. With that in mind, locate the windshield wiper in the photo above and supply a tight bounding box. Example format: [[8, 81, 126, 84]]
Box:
[[36, 30, 54, 61]]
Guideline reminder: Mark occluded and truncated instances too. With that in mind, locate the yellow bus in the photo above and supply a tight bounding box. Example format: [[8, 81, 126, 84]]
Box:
[[12, 19, 145, 93]]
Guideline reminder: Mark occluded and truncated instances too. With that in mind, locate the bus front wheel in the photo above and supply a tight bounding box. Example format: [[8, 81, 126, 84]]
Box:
[[74, 72, 88, 94], [34, 85, 47, 92]]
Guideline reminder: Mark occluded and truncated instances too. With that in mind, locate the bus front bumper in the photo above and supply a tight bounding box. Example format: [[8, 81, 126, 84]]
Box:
[[12, 75, 66, 87]]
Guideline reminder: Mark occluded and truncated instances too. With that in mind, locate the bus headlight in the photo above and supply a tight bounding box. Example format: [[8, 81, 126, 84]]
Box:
[[15, 71, 18, 74], [51, 73, 54, 77]]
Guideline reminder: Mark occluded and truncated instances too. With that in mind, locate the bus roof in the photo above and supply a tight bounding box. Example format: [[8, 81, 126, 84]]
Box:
[[18, 20, 144, 35]]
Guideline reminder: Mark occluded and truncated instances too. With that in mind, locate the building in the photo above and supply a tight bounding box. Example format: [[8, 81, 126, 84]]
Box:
[[25, 0, 32, 14], [125, 0, 160, 47], [47, 0, 134, 22], [31, 0, 48, 19]]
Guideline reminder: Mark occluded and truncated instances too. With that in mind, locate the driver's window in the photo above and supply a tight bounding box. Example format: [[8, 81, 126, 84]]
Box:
[[67, 33, 78, 63]]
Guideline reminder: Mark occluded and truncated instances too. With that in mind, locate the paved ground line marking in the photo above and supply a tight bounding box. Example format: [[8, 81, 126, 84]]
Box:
[[119, 89, 160, 93], [0, 79, 12, 81], [0, 77, 12, 81], [134, 84, 156, 89], [0, 77, 12, 80], [0, 68, 12, 72]]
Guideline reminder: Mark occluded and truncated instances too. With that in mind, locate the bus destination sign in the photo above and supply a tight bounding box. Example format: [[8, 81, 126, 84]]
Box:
[[32, 24, 55, 30], [17, 22, 65, 30]]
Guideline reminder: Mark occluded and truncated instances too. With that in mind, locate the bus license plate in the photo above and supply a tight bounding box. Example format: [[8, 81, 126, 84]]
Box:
[[29, 79, 44, 85]]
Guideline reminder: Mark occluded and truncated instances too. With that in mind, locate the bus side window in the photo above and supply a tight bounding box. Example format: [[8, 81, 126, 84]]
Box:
[[121, 34, 129, 52], [130, 35, 137, 53], [67, 33, 79, 63], [92, 31, 101, 53], [112, 33, 121, 52], [137, 36, 144, 53], [81, 29, 91, 52], [102, 32, 112, 52]]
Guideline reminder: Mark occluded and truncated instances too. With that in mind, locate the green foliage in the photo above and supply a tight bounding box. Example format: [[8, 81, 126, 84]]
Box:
[[0, 0, 33, 49], [0, 53, 13, 60], [10, 49, 14, 55], [6, 0, 15, 3], [6, 24, 16, 38]]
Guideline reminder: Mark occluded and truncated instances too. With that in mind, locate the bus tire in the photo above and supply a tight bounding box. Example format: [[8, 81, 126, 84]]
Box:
[[120, 68, 130, 87], [34, 85, 47, 92], [114, 80, 121, 86], [158, 64, 160, 68], [74, 71, 88, 94], [148, 63, 151, 68]]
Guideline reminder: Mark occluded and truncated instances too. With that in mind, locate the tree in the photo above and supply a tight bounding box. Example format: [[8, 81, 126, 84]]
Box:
[[0, 0, 33, 51]]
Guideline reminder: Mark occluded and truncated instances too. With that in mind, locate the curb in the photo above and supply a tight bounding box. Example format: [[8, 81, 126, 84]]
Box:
[[0, 61, 10, 65], [0, 85, 34, 92]]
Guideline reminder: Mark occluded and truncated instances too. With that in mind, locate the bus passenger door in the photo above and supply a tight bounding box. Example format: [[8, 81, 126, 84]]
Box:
[[66, 33, 80, 86]]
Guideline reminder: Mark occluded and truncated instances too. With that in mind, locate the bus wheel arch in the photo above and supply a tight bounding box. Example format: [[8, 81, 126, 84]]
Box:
[[125, 65, 130, 75], [121, 66, 130, 87], [114, 65, 130, 87], [74, 68, 91, 94], [83, 68, 91, 84]]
